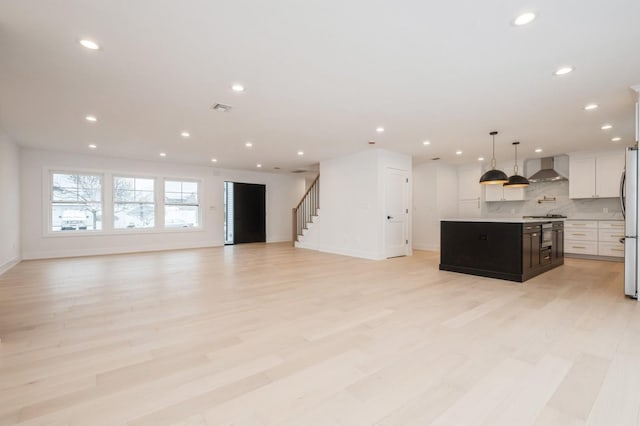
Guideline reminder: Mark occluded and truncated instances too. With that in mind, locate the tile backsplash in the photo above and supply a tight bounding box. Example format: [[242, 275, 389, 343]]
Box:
[[484, 180, 623, 220]]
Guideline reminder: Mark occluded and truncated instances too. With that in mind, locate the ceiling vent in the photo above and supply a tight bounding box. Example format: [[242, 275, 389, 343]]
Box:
[[211, 103, 232, 112], [291, 169, 308, 174]]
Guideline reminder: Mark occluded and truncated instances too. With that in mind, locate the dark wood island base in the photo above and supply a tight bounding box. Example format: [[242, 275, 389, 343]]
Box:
[[439, 219, 564, 282]]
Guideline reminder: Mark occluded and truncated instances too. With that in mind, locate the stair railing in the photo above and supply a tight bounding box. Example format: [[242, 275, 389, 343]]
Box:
[[292, 174, 319, 243]]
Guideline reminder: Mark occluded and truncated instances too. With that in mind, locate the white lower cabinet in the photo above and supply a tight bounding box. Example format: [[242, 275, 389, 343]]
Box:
[[564, 220, 624, 258]]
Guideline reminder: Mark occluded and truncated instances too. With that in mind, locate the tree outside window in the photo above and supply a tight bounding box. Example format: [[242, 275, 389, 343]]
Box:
[[51, 173, 102, 231]]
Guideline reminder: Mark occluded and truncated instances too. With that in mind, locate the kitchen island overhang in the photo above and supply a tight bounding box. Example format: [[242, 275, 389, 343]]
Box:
[[439, 218, 565, 282]]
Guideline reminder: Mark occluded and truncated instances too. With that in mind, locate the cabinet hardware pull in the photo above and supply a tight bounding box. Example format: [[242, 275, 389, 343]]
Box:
[[572, 246, 587, 249], [572, 224, 587, 226], [572, 233, 586, 236], [612, 249, 624, 252]]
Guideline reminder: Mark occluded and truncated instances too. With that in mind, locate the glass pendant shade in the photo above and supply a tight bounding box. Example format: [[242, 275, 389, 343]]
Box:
[[479, 131, 508, 184], [503, 141, 530, 187]]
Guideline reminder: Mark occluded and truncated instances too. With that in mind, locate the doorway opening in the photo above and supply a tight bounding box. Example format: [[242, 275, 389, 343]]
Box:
[[223, 181, 266, 245]]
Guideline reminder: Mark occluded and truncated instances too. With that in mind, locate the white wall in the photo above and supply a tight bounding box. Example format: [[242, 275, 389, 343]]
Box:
[[412, 162, 458, 251], [0, 130, 21, 274], [20, 148, 305, 259], [301, 148, 411, 260]]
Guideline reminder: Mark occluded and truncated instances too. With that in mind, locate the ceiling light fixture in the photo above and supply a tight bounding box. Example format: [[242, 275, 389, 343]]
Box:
[[376, 127, 385, 133], [85, 115, 97, 122], [455, 150, 462, 155], [478, 157, 485, 161], [211, 158, 218, 163], [535, 148, 543, 153], [423, 140, 431, 146], [79, 39, 100, 50], [479, 131, 509, 185], [245, 142, 253, 148], [297, 151, 304, 156], [513, 12, 536, 26], [584, 103, 599, 111], [554, 66, 574, 76], [88, 144, 97, 149], [231, 84, 245, 92], [256, 163, 262, 168], [504, 141, 529, 188], [159, 152, 167, 157], [181, 131, 190, 138], [612, 137, 622, 142], [601, 124, 613, 130]]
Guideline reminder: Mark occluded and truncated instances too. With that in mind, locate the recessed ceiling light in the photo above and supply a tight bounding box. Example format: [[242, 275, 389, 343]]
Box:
[[79, 39, 100, 50], [554, 66, 574, 76], [85, 115, 97, 122], [181, 131, 190, 138], [535, 148, 543, 153], [478, 157, 484, 161], [513, 12, 536, 26], [455, 150, 463, 155], [256, 163, 262, 168], [297, 151, 304, 156], [159, 152, 167, 157], [612, 137, 622, 142], [245, 142, 253, 148], [423, 140, 431, 146], [601, 124, 613, 130], [231, 84, 245, 92], [88, 144, 97, 149], [211, 158, 218, 163], [584, 103, 599, 111], [376, 127, 385, 133]]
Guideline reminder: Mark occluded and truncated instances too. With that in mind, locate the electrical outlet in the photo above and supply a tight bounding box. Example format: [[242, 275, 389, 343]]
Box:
[[603, 207, 609, 213]]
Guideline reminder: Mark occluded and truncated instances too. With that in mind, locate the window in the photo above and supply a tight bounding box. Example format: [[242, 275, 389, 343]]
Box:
[[164, 180, 199, 228], [113, 177, 155, 229], [51, 173, 102, 232]]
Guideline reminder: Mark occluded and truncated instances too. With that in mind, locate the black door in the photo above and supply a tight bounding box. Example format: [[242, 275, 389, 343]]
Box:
[[233, 183, 266, 244]]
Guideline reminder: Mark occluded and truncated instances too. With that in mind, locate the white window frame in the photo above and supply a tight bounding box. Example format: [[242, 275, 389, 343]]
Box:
[[43, 168, 205, 237], [112, 175, 158, 231], [163, 178, 202, 229], [47, 170, 104, 235]]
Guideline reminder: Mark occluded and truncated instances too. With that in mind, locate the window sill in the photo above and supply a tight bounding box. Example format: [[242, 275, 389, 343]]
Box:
[[44, 226, 205, 238]]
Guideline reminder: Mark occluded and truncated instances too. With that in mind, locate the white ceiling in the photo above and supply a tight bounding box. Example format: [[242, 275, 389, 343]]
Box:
[[1, 0, 639, 172]]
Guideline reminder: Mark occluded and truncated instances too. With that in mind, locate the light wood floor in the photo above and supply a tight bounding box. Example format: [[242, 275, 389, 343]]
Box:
[[0, 243, 637, 426]]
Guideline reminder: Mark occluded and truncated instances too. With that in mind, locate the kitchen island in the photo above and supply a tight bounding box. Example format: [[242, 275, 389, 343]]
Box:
[[439, 218, 564, 282]]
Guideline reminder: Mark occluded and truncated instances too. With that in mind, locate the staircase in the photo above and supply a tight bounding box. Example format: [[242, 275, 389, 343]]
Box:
[[292, 174, 319, 244]]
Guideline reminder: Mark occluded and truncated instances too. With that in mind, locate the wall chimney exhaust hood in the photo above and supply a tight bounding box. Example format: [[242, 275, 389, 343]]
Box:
[[528, 157, 568, 183]]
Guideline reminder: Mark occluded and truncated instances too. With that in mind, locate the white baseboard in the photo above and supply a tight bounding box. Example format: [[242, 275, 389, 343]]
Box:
[[23, 241, 224, 260], [412, 243, 440, 251], [0, 256, 21, 276]]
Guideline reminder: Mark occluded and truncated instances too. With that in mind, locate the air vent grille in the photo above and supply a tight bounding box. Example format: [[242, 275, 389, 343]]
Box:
[[291, 169, 308, 174], [211, 103, 232, 112]]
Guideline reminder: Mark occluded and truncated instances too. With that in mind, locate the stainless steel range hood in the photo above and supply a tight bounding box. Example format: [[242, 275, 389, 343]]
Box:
[[528, 157, 568, 183]]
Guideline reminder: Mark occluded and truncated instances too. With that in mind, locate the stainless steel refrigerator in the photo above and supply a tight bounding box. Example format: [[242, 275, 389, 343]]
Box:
[[623, 146, 639, 298]]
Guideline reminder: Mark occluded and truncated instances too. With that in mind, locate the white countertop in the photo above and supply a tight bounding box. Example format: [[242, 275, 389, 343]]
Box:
[[442, 217, 566, 223]]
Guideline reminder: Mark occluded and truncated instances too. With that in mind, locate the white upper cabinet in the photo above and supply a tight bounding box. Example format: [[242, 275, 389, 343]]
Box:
[[569, 150, 624, 199], [569, 157, 597, 199], [484, 184, 524, 202], [458, 164, 481, 200], [483, 161, 525, 202]]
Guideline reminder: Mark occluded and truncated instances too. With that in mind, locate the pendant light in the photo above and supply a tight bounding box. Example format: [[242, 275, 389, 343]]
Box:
[[479, 131, 508, 184], [504, 141, 530, 187]]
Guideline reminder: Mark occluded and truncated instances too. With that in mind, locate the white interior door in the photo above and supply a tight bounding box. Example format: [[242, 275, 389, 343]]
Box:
[[385, 168, 409, 258]]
